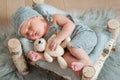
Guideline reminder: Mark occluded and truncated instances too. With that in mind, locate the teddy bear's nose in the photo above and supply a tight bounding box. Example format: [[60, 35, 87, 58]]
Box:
[[38, 41, 41, 44]]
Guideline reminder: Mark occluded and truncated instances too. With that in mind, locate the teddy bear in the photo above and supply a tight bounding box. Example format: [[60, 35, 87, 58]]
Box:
[[34, 34, 71, 69]]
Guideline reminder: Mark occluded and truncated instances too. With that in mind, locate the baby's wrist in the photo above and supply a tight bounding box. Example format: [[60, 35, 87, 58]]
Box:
[[56, 35, 65, 41], [55, 36, 63, 43]]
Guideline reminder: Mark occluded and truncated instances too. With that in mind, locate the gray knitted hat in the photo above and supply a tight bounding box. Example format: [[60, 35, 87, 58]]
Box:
[[12, 6, 42, 36]]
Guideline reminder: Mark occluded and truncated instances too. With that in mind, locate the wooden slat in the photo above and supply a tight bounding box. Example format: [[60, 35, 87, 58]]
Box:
[[0, 0, 7, 26], [25, 0, 33, 7], [63, 0, 107, 11], [0, 0, 120, 27], [106, 0, 120, 12], [6, 0, 25, 25], [45, 0, 65, 11]]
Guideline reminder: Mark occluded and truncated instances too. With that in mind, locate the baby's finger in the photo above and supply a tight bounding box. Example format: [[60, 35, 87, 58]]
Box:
[[29, 55, 34, 61], [51, 44, 57, 51], [49, 42, 55, 50], [33, 55, 38, 62], [48, 44, 52, 50], [28, 51, 33, 58]]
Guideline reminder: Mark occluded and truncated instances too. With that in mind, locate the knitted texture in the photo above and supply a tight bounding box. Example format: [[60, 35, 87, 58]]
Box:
[[12, 6, 42, 36]]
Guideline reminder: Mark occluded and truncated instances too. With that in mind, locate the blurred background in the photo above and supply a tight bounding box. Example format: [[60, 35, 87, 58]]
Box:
[[0, 0, 120, 26]]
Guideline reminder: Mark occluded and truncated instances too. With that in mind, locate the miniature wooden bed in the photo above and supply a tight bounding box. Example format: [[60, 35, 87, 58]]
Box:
[[7, 0, 120, 80]]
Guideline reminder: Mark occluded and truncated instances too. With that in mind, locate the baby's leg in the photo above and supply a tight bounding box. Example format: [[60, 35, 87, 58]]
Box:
[[63, 52, 85, 76], [71, 61, 86, 76], [68, 47, 92, 65], [28, 51, 45, 62], [71, 62, 85, 71], [65, 47, 92, 75]]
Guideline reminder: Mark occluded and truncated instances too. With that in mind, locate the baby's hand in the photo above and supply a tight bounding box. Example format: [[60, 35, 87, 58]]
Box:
[[28, 51, 40, 62], [49, 37, 62, 51]]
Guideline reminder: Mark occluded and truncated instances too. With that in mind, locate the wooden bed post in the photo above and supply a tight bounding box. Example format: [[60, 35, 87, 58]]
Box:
[[32, 0, 44, 5], [82, 66, 96, 80], [82, 19, 120, 80], [107, 19, 120, 50], [8, 38, 29, 75]]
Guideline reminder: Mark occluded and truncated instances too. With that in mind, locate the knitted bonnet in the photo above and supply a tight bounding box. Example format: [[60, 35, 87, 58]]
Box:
[[12, 6, 42, 36]]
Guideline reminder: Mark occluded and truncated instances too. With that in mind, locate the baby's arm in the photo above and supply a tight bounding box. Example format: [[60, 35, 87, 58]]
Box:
[[49, 14, 75, 50], [52, 14, 75, 41]]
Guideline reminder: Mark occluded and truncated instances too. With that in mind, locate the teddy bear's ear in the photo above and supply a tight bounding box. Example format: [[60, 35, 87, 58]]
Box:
[[47, 34, 56, 43]]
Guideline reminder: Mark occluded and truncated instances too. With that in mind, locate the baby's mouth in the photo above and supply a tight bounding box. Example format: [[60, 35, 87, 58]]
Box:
[[34, 32, 38, 37], [35, 32, 37, 36]]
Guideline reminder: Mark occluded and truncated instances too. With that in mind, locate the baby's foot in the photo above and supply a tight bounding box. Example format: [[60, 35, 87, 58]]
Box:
[[71, 62, 85, 76], [71, 62, 85, 71], [28, 51, 40, 62]]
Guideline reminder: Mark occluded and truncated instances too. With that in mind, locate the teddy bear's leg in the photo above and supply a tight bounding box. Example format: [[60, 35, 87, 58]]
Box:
[[57, 56, 68, 69], [44, 52, 53, 62]]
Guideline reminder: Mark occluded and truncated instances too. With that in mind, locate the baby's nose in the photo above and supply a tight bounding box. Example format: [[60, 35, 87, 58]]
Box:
[[29, 32, 32, 36], [28, 31, 33, 36]]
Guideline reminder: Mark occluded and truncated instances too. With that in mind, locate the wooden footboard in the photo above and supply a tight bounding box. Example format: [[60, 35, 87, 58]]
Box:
[[82, 19, 120, 80]]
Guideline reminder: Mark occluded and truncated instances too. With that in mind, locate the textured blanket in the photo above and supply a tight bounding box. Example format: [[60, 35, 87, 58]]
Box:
[[0, 9, 120, 80]]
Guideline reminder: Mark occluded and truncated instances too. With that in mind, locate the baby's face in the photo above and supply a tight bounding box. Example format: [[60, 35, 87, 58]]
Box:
[[20, 16, 46, 40]]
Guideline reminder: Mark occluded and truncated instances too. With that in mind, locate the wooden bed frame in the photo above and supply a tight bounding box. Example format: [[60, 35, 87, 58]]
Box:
[[7, 0, 120, 80], [82, 19, 120, 80]]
